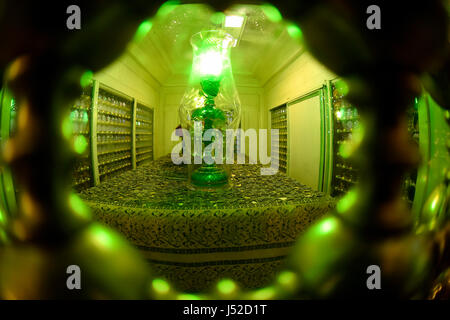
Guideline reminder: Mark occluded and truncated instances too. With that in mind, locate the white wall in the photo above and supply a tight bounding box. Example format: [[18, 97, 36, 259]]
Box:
[[263, 52, 336, 189], [264, 52, 335, 110], [158, 86, 184, 158], [94, 53, 160, 108], [238, 86, 264, 161], [288, 94, 322, 189]]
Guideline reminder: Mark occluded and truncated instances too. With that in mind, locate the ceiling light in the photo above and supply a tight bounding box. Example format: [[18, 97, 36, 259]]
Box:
[[224, 15, 244, 28]]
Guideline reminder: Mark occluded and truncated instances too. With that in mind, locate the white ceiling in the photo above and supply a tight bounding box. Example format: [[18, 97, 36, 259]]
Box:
[[125, 3, 303, 88]]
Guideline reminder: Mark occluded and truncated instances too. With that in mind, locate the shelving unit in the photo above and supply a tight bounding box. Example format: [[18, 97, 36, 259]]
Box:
[[96, 86, 133, 183], [330, 81, 360, 197], [135, 102, 154, 166], [270, 104, 288, 173], [70, 80, 154, 191], [71, 84, 93, 192]]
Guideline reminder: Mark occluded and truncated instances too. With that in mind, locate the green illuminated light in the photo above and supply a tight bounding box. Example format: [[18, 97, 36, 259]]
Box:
[[197, 50, 224, 77], [217, 278, 236, 295], [277, 271, 297, 286], [69, 193, 91, 219], [286, 23, 303, 40], [0, 208, 7, 227], [156, 1, 179, 18], [80, 70, 93, 88], [251, 286, 276, 300], [336, 110, 342, 119], [339, 143, 351, 158], [336, 189, 357, 213], [62, 115, 73, 139], [225, 15, 244, 28], [152, 278, 170, 294], [261, 4, 282, 22], [177, 293, 201, 300], [353, 124, 364, 144], [73, 135, 88, 154], [134, 20, 153, 42], [430, 196, 439, 211], [319, 218, 336, 234], [339, 124, 364, 158], [335, 80, 349, 97], [91, 224, 114, 248]]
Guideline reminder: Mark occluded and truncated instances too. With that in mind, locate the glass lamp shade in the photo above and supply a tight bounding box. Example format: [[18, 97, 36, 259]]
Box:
[[179, 30, 241, 190]]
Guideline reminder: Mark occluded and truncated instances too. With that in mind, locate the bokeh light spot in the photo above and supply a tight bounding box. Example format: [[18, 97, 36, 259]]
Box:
[[336, 189, 357, 213], [69, 193, 91, 220], [62, 115, 73, 139], [217, 278, 236, 295], [156, 1, 179, 18], [261, 4, 282, 22], [134, 20, 153, 42], [152, 278, 170, 295], [73, 135, 88, 154], [80, 70, 93, 88], [286, 23, 303, 40]]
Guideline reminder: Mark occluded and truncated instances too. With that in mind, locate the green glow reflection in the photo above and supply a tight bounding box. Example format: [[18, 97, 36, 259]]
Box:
[[90, 224, 114, 248], [62, 115, 73, 139], [277, 270, 297, 287], [156, 1, 179, 18], [177, 293, 201, 300], [134, 20, 153, 42], [334, 79, 349, 97], [217, 278, 236, 295], [319, 218, 337, 234], [80, 70, 93, 88], [250, 286, 276, 300], [339, 143, 350, 158], [261, 4, 282, 22], [286, 23, 303, 40], [152, 278, 170, 294], [73, 135, 88, 154], [69, 193, 91, 220], [0, 208, 6, 226], [336, 189, 357, 213]]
